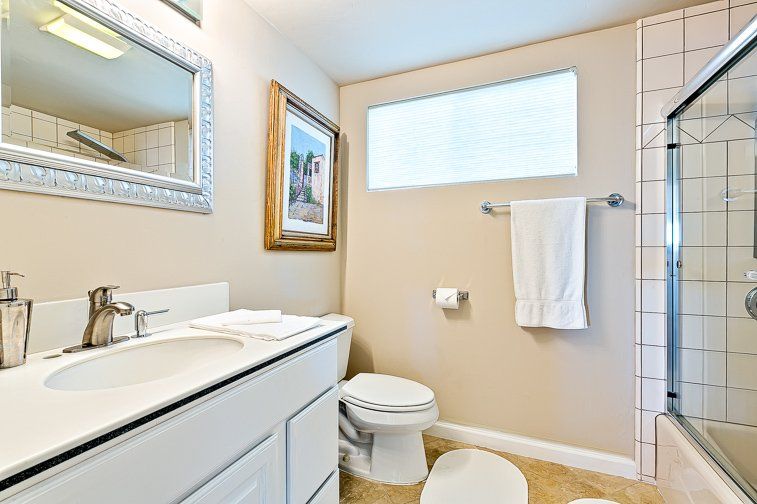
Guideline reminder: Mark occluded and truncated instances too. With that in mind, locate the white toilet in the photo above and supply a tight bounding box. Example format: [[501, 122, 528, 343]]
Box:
[[322, 314, 439, 485]]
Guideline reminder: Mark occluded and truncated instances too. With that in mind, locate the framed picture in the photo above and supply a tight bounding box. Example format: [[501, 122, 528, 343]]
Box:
[[265, 81, 340, 251]]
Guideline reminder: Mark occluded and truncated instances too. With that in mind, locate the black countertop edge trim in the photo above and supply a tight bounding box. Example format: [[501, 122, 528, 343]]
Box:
[[0, 328, 342, 492]]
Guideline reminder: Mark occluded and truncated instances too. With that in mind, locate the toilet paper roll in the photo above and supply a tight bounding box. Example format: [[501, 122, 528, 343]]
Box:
[[435, 288, 459, 309]]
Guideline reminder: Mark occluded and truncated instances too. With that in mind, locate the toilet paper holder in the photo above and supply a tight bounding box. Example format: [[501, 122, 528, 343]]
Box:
[[432, 289, 469, 301]]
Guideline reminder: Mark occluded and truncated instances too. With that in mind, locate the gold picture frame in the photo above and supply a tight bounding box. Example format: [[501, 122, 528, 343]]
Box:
[[265, 81, 339, 251]]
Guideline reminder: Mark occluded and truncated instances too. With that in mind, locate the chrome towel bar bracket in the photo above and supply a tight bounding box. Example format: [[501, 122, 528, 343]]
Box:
[[480, 193, 624, 214]]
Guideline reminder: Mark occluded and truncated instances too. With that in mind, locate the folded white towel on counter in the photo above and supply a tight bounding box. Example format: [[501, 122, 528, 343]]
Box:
[[208, 309, 283, 325], [190, 313, 320, 341], [510, 197, 588, 329]]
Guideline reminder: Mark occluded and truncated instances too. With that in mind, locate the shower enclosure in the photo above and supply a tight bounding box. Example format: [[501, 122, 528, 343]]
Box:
[[663, 15, 757, 502]]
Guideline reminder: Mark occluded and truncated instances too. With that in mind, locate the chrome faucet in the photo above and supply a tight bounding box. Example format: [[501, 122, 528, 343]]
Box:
[[63, 286, 134, 353], [82, 302, 134, 346]]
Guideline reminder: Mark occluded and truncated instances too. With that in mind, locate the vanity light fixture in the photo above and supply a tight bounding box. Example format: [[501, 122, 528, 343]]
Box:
[[39, 13, 130, 60], [52, 1, 119, 37]]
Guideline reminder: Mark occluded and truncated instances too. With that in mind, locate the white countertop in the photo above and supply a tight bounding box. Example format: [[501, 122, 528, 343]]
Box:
[[0, 318, 345, 484]]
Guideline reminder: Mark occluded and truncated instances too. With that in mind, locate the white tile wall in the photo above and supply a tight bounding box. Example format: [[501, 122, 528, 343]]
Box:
[[643, 54, 684, 91], [636, 0, 757, 480], [2, 105, 179, 177], [641, 147, 666, 180], [727, 317, 757, 354], [684, 10, 729, 50], [641, 312, 666, 346], [684, 47, 723, 81], [642, 20, 684, 58], [726, 388, 757, 426], [114, 122, 176, 176]]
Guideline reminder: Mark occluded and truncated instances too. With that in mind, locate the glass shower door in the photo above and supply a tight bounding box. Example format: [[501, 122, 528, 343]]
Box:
[[668, 31, 757, 501]]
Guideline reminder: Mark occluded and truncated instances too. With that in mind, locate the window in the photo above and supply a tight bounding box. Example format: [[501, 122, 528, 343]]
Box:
[[366, 68, 577, 191]]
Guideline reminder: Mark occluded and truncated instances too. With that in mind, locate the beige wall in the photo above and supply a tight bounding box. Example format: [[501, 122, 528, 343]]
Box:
[[340, 25, 637, 456], [1, 0, 341, 315]]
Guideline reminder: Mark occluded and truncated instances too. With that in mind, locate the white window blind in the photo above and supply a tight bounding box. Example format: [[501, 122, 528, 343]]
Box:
[[366, 68, 577, 191]]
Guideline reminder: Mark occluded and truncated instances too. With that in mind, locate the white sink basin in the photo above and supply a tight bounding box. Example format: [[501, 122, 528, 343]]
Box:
[[45, 337, 244, 391]]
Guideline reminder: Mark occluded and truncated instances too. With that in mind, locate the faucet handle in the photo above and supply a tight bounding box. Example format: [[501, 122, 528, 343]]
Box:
[[88, 285, 120, 303], [134, 308, 170, 338]]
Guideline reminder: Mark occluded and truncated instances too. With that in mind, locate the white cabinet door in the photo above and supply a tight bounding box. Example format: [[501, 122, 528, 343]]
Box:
[[183, 434, 281, 504], [287, 387, 338, 504], [307, 471, 338, 504]]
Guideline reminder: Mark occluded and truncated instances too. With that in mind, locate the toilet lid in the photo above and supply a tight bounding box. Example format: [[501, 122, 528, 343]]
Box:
[[341, 373, 435, 410]]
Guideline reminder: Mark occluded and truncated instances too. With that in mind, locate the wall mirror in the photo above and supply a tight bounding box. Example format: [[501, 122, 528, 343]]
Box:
[[0, 0, 213, 212]]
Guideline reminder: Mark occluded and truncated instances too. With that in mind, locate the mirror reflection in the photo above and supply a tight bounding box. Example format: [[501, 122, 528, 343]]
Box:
[[1, 0, 195, 182]]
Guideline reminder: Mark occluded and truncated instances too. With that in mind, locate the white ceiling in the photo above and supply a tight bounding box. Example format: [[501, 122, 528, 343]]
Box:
[[245, 0, 710, 85]]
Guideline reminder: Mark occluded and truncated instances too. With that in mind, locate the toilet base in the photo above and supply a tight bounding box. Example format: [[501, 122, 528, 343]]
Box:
[[339, 431, 430, 485]]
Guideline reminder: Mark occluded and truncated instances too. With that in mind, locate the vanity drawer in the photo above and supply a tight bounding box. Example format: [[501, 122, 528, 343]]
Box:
[[182, 434, 281, 503], [307, 471, 338, 504], [287, 386, 339, 504], [8, 339, 336, 504]]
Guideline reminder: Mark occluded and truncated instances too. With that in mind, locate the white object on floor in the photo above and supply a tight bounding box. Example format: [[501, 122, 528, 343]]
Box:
[[568, 500, 620, 503], [190, 313, 320, 341], [510, 197, 588, 329], [420, 449, 528, 503], [325, 313, 439, 485]]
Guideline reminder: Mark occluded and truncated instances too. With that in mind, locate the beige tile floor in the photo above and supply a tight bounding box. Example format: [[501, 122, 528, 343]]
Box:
[[339, 435, 663, 504]]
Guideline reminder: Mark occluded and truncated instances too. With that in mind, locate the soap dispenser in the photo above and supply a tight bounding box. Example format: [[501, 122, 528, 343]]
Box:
[[0, 271, 32, 369]]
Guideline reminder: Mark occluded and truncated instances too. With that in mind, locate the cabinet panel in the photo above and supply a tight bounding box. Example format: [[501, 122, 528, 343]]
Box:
[[8, 339, 336, 504], [183, 434, 280, 504], [307, 471, 338, 504], [287, 387, 339, 504]]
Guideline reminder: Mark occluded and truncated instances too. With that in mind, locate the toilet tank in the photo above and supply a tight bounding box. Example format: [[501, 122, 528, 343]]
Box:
[[320, 313, 354, 382]]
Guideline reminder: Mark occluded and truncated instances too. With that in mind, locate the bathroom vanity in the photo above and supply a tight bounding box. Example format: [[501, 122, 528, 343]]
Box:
[[0, 318, 345, 503]]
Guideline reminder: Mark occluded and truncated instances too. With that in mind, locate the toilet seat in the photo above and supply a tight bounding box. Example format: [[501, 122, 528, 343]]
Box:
[[341, 373, 435, 412], [343, 395, 436, 412], [344, 400, 439, 434]]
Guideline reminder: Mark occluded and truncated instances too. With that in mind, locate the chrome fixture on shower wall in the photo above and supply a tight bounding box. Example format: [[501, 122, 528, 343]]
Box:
[[66, 130, 128, 162]]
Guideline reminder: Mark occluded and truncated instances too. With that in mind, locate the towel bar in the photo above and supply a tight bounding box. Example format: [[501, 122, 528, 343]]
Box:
[[480, 193, 624, 214]]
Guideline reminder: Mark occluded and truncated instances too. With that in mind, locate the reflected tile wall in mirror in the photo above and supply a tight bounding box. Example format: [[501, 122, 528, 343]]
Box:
[[1, 0, 195, 182]]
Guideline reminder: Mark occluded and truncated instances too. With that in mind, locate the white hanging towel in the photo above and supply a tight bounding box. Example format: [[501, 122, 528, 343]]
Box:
[[510, 197, 588, 329]]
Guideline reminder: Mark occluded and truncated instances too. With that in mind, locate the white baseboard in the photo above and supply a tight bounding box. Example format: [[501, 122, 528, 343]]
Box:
[[426, 421, 637, 480]]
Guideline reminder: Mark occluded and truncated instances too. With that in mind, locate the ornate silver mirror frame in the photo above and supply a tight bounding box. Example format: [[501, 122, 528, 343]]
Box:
[[0, 0, 214, 213]]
